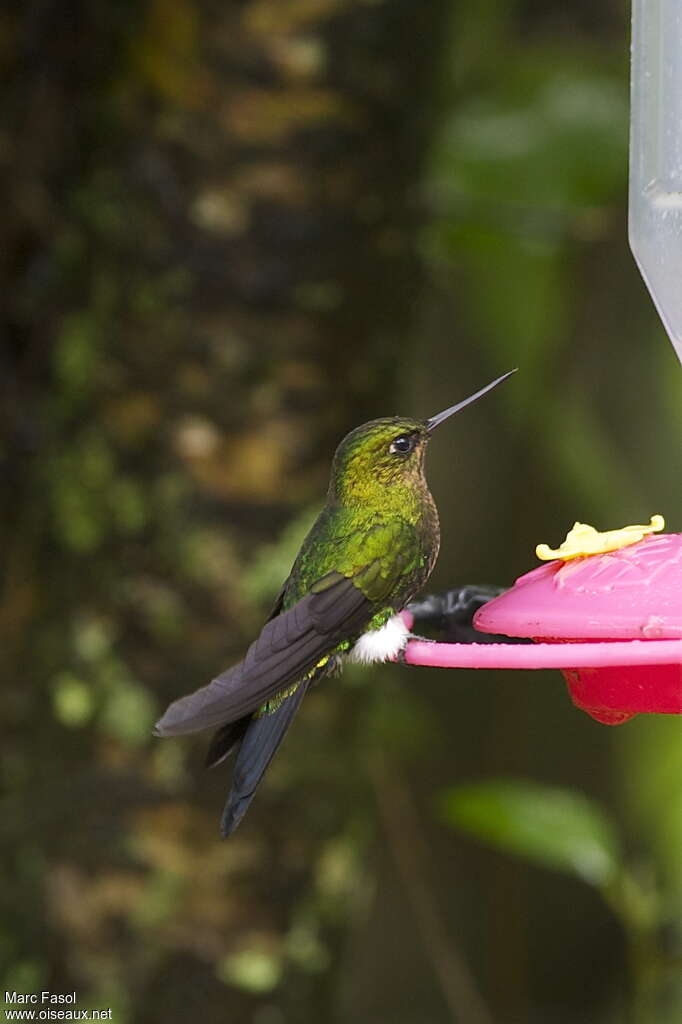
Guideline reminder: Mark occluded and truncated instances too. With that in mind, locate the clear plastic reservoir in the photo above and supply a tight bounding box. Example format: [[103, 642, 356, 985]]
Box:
[[629, 0, 682, 365]]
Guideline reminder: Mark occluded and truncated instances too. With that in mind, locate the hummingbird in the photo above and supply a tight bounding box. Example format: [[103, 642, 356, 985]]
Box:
[[154, 370, 516, 836]]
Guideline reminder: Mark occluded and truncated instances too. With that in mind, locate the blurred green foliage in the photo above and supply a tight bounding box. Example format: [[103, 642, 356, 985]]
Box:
[[440, 777, 680, 1024], [439, 779, 620, 887]]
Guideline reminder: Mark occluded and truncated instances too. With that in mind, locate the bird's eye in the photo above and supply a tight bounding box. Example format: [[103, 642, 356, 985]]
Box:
[[389, 435, 414, 456]]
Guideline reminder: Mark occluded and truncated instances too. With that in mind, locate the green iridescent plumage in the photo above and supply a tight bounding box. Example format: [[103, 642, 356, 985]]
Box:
[[259, 417, 440, 713], [154, 371, 515, 835]]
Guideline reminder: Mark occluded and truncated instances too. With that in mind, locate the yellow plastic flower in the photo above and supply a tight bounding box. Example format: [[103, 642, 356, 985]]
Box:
[[536, 515, 665, 561]]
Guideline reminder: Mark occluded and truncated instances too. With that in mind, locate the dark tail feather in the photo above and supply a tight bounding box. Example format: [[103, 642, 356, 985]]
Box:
[[205, 717, 251, 770], [220, 682, 309, 838]]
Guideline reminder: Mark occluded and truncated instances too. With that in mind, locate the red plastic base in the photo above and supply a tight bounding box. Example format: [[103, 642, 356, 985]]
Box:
[[561, 663, 682, 725]]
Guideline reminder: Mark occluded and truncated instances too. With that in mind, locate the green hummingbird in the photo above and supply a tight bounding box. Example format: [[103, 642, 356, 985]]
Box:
[[154, 370, 515, 836]]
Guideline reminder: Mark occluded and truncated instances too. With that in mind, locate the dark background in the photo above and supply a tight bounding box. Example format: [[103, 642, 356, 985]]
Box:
[[1, 1, 681, 1022]]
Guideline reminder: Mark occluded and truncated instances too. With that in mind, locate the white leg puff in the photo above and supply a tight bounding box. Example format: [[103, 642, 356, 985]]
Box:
[[347, 614, 411, 665]]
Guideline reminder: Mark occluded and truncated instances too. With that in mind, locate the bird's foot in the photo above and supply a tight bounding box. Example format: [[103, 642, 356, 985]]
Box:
[[407, 585, 507, 629]]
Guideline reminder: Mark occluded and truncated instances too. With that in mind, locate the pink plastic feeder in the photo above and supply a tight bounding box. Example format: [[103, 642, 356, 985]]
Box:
[[403, 530, 682, 725]]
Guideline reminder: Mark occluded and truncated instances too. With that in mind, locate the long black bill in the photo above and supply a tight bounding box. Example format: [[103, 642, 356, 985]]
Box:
[[425, 369, 517, 432]]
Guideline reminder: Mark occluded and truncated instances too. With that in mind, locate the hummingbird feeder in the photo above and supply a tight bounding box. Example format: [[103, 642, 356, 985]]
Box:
[[403, 521, 682, 725], [403, 1, 682, 725]]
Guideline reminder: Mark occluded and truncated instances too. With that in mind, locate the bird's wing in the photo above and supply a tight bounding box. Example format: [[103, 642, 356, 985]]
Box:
[[265, 577, 289, 622], [154, 571, 374, 736], [154, 519, 419, 738]]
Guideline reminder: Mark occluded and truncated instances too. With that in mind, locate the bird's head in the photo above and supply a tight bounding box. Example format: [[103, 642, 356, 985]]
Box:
[[329, 370, 515, 506]]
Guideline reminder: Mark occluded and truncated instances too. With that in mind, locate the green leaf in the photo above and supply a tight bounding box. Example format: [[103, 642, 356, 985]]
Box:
[[439, 779, 621, 887]]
